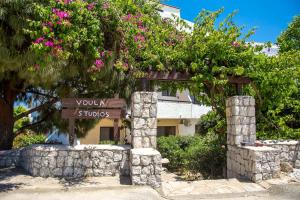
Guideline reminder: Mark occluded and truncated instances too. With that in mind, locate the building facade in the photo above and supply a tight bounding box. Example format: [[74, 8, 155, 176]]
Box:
[[79, 89, 211, 144]]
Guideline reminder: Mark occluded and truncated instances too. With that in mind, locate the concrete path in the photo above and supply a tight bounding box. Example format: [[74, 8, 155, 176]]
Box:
[[1, 168, 300, 200], [1, 187, 162, 200], [161, 178, 268, 199], [0, 167, 161, 200]]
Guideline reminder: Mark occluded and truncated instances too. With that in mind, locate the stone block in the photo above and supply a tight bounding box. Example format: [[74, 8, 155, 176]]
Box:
[[132, 137, 142, 148], [140, 155, 151, 166], [133, 103, 142, 117], [53, 168, 63, 177], [63, 167, 73, 176], [103, 150, 114, 158], [149, 106, 157, 117], [151, 93, 158, 103], [65, 157, 74, 167], [253, 173, 262, 182], [295, 160, 300, 169], [142, 137, 150, 148], [58, 151, 68, 157], [132, 93, 141, 104], [248, 107, 255, 117], [132, 166, 142, 175], [141, 108, 150, 118]]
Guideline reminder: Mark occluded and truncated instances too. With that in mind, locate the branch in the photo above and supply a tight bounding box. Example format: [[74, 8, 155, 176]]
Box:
[[14, 113, 51, 136], [26, 90, 57, 99], [14, 98, 59, 122]]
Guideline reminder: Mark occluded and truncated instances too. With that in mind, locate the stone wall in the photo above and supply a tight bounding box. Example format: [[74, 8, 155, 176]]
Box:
[[0, 149, 21, 168], [131, 92, 158, 148], [227, 145, 280, 182], [20, 144, 130, 177], [226, 96, 256, 146], [130, 148, 162, 188], [226, 96, 281, 182], [0, 92, 162, 188], [130, 91, 162, 187], [262, 140, 300, 169]]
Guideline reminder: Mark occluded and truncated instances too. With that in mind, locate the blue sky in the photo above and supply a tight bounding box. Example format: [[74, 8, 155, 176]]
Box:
[[163, 0, 300, 43]]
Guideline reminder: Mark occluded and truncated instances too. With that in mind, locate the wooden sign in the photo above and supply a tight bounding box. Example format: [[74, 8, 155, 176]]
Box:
[[62, 109, 123, 119], [61, 97, 126, 146], [62, 98, 126, 108]]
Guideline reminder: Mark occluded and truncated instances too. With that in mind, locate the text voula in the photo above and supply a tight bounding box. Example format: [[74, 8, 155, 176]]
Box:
[[76, 99, 105, 107]]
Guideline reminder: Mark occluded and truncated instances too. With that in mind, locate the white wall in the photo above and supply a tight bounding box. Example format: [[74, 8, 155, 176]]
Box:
[[157, 101, 211, 119], [178, 119, 198, 136], [159, 4, 180, 19]]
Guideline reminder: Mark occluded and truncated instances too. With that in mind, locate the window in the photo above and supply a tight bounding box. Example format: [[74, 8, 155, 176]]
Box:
[[100, 127, 114, 141], [157, 126, 176, 137], [162, 89, 176, 97]]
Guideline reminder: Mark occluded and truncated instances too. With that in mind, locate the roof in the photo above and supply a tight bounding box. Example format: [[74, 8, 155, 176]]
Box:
[[159, 3, 180, 10]]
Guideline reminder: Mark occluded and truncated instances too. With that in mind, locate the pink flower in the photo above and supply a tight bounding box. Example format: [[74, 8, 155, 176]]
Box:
[[102, 2, 110, 9], [95, 59, 104, 69], [87, 2, 96, 10], [64, 0, 73, 4], [231, 41, 240, 47], [134, 13, 142, 18], [137, 20, 143, 26], [122, 14, 132, 21], [34, 37, 44, 44], [53, 9, 69, 20], [123, 62, 129, 69], [45, 41, 54, 47], [134, 34, 145, 42]]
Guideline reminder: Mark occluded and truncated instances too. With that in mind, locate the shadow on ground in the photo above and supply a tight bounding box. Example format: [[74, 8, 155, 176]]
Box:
[[0, 167, 28, 192], [58, 175, 131, 189], [1, 167, 131, 191]]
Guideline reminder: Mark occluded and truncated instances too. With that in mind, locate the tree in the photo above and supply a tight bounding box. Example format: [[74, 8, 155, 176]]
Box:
[[186, 11, 300, 139], [0, 0, 60, 150], [182, 9, 257, 117], [0, 0, 184, 149], [277, 15, 300, 52], [248, 51, 300, 139]]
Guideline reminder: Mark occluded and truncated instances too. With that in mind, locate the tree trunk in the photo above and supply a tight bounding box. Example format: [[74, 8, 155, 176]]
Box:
[[0, 82, 16, 150]]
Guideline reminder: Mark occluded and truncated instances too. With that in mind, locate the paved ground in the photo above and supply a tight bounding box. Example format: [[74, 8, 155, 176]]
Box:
[[1, 167, 300, 200]]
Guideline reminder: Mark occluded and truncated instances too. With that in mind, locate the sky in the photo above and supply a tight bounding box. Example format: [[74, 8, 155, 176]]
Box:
[[162, 0, 300, 43]]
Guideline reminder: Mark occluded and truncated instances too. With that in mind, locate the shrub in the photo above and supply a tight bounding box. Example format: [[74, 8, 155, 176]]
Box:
[[13, 133, 47, 148], [157, 136, 193, 171], [157, 133, 226, 179], [187, 134, 226, 179], [196, 111, 226, 135]]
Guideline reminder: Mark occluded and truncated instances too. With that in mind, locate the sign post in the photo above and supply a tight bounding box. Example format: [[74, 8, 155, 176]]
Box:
[[61, 98, 126, 146], [68, 118, 75, 146]]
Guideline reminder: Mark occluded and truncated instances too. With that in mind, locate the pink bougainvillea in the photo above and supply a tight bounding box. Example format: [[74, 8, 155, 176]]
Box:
[[134, 34, 145, 42], [34, 37, 45, 44], [95, 59, 104, 69], [231, 41, 240, 47], [87, 2, 96, 10], [102, 2, 110, 9], [45, 41, 54, 47]]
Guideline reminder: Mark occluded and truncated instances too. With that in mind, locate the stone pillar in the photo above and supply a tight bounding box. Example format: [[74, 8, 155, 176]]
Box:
[[130, 92, 162, 187], [131, 92, 158, 148], [226, 96, 280, 182], [130, 148, 162, 188], [226, 96, 256, 146]]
